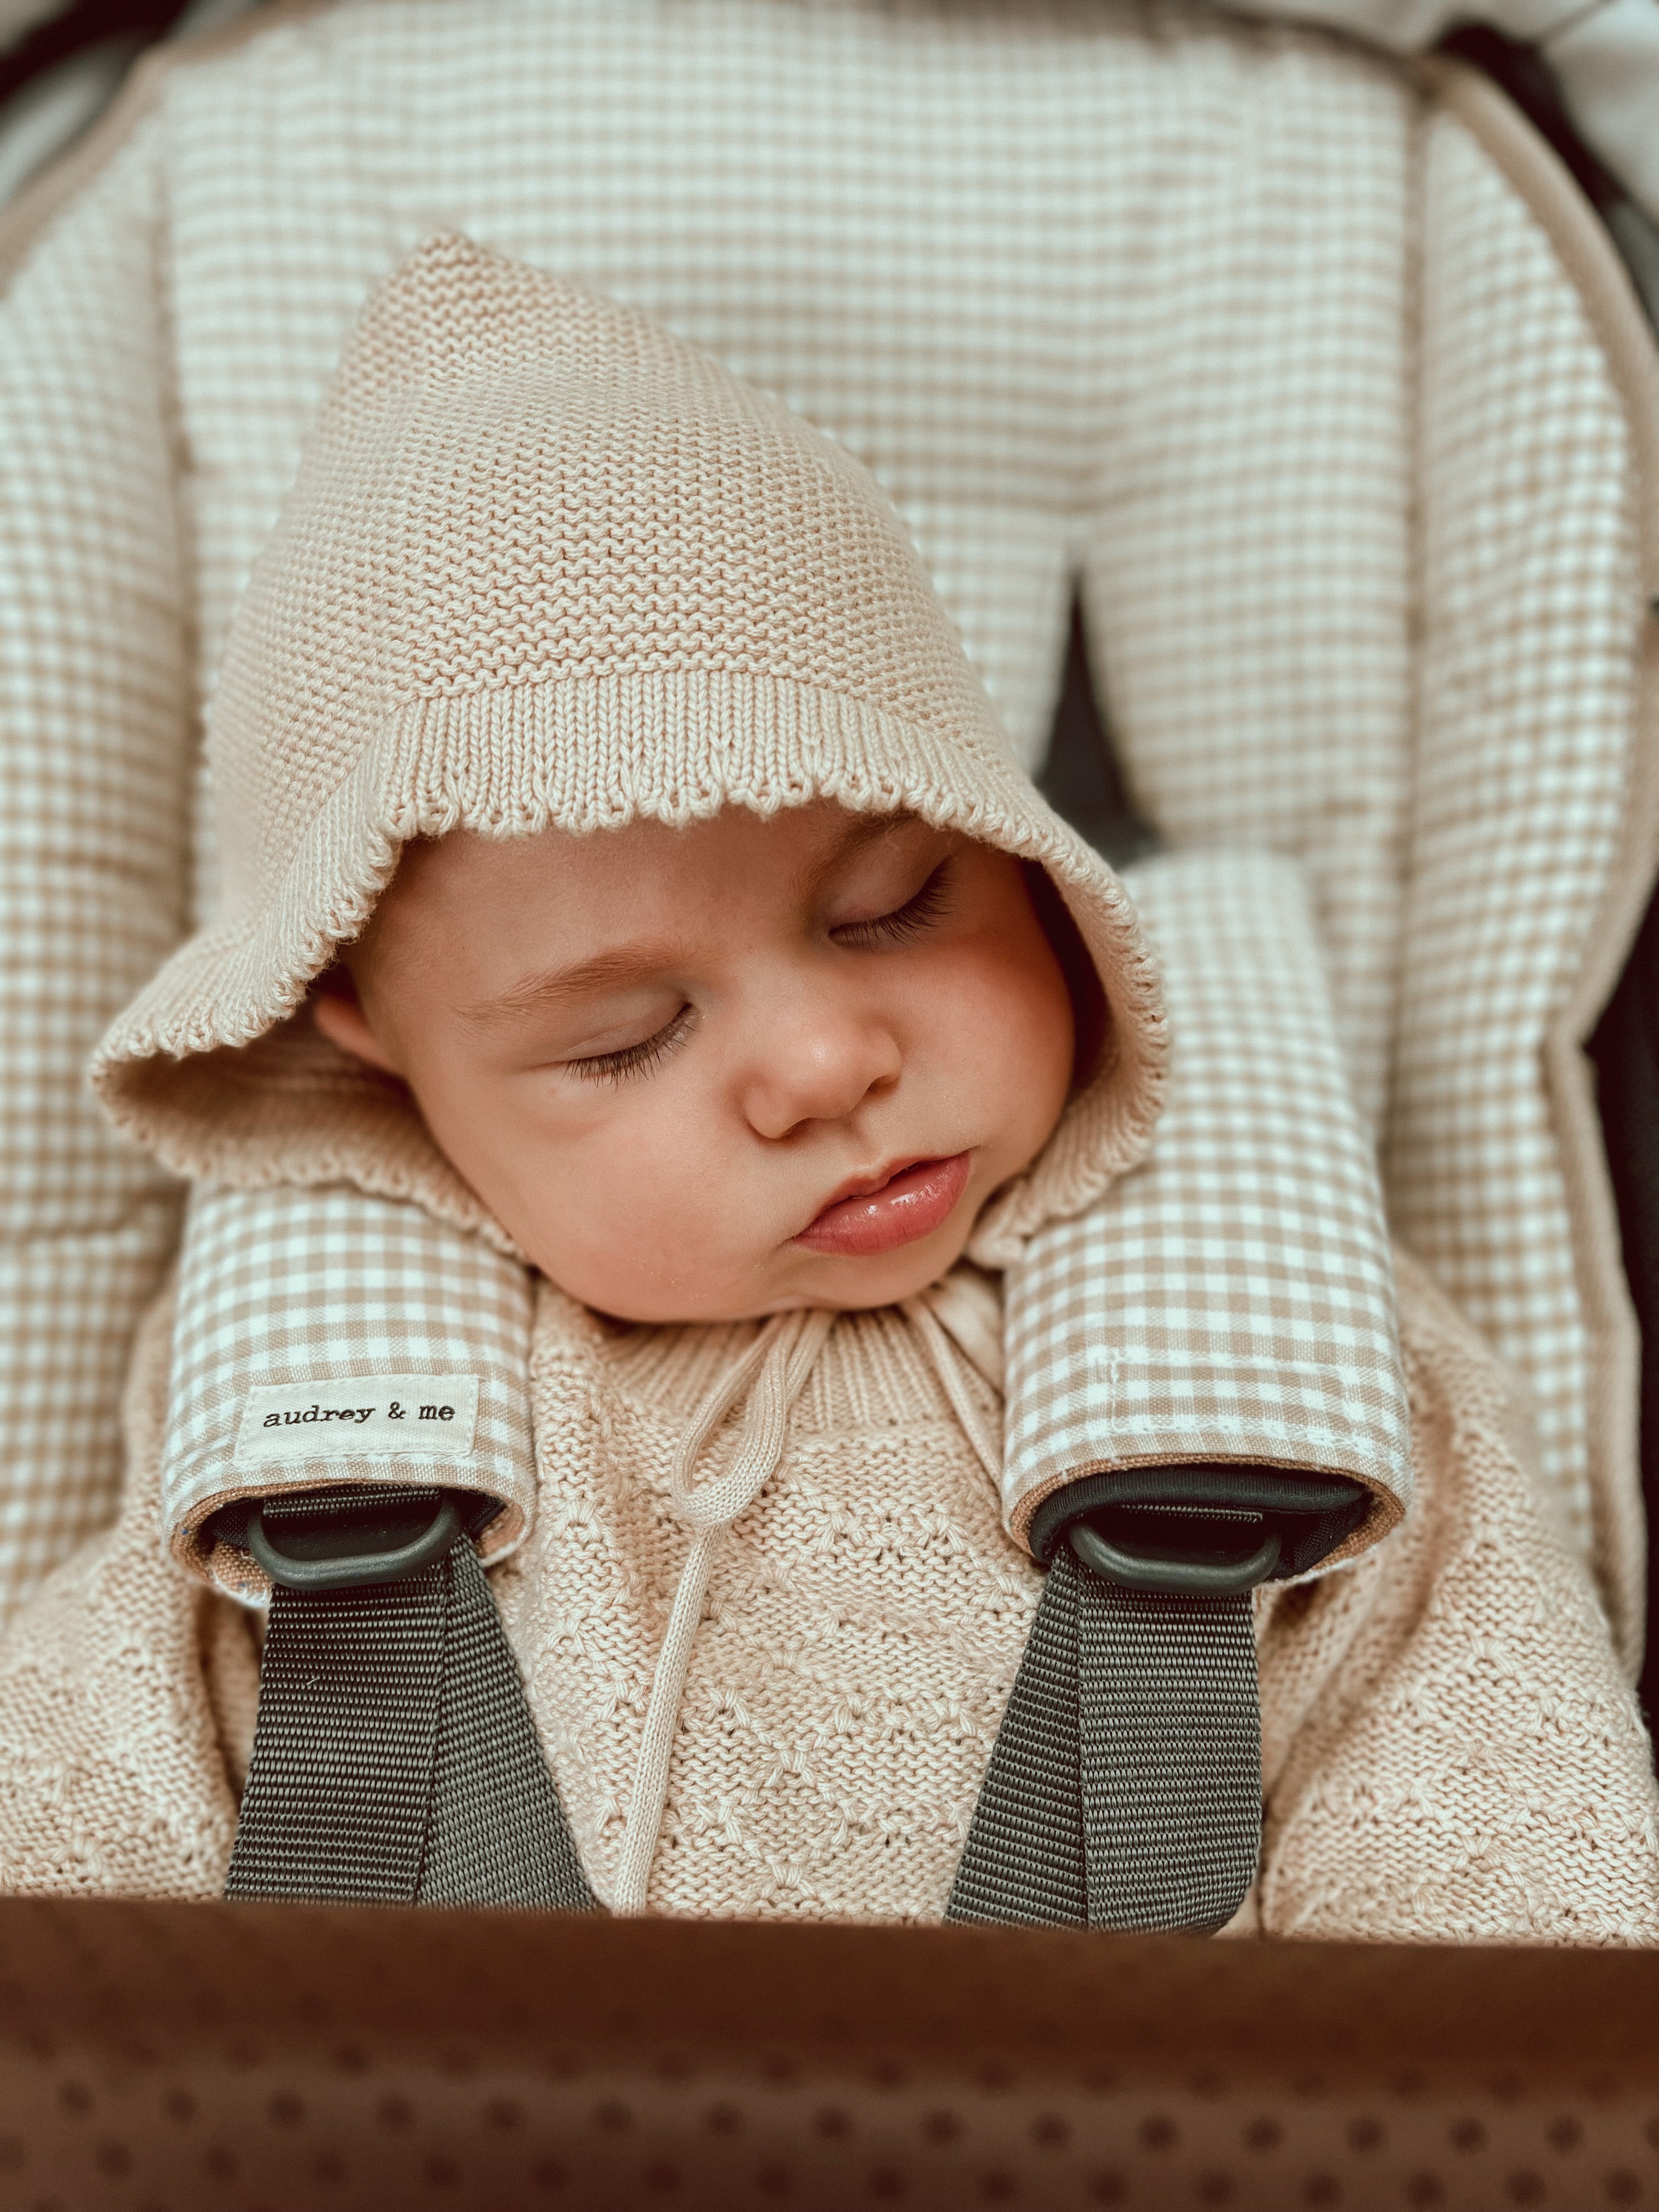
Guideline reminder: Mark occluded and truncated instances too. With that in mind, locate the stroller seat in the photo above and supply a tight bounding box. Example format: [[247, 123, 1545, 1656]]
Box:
[[0, 0, 1654, 1747]]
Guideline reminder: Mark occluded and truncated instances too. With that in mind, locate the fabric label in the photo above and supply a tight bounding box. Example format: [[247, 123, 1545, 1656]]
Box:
[[233, 1375, 481, 1470]]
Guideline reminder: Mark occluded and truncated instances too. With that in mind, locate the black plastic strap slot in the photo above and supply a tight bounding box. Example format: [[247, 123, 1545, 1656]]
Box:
[[1028, 1463, 1370, 1580], [246, 1489, 464, 1592], [1069, 1505, 1282, 1595]]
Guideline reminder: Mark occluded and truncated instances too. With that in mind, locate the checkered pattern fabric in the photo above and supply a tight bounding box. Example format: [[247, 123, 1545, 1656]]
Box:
[[0, 107, 191, 1616], [1003, 853, 1411, 1545], [1383, 110, 1643, 1559], [1074, 44, 1414, 1135], [161, 1185, 535, 1601], [0, 0, 1646, 1624]]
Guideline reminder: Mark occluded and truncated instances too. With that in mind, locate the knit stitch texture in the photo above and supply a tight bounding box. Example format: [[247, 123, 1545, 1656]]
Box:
[[2, 1248, 1654, 1939], [91, 231, 1166, 1258]]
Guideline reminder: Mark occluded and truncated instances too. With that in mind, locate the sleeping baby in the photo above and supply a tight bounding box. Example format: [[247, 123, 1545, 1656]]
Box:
[[1, 235, 1655, 1938]]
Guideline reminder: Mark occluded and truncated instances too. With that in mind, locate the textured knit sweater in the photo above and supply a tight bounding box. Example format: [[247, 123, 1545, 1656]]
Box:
[[2, 1236, 1656, 1939]]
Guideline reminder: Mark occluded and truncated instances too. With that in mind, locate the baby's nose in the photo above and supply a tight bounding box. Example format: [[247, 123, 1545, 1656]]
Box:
[[740, 1009, 902, 1140]]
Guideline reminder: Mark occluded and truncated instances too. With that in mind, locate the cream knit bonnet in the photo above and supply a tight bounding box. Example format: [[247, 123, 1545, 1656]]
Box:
[[93, 234, 1165, 1253]]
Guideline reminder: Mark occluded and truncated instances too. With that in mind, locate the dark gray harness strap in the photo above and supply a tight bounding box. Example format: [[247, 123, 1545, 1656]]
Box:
[[946, 1547, 1261, 1933], [1079, 1570, 1260, 1932], [226, 1553, 444, 1905], [226, 1492, 596, 1912], [420, 1536, 596, 1910], [946, 1542, 1090, 1928]]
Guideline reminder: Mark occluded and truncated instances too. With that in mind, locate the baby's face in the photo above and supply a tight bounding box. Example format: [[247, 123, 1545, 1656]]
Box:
[[317, 802, 1076, 1322]]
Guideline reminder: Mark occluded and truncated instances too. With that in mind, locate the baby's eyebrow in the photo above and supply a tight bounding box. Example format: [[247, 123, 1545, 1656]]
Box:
[[455, 814, 933, 1028], [794, 807, 930, 898], [458, 941, 682, 1029]]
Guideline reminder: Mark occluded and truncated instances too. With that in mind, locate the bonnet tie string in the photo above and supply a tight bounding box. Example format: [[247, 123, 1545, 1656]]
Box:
[[613, 1305, 836, 1914]]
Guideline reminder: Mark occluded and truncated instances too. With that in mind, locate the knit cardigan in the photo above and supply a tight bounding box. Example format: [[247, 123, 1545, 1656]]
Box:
[[2, 1236, 1655, 1940]]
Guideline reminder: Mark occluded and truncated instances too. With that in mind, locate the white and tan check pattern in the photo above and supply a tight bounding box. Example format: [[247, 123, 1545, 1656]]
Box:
[[162, 1184, 535, 1600], [1075, 40, 1415, 1133], [0, 108, 191, 1616], [0, 0, 1646, 1621], [1384, 111, 1643, 1557], [1003, 852, 1412, 1545]]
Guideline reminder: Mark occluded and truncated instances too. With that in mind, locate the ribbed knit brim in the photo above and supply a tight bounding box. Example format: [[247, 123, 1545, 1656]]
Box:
[[92, 235, 1164, 1251]]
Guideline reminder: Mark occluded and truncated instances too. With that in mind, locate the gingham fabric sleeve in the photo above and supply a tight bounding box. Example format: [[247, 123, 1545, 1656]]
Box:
[[0, 109, 193, 1624], [1001, 849, 1413, 1549], [161, 1183, 537, 1602]]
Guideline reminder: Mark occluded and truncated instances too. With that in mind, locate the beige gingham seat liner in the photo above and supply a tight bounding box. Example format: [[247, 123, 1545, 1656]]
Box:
[[1, 1, 1654, 1649]]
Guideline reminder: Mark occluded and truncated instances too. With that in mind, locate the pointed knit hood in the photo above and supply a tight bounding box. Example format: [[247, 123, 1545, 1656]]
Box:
[[93, 235, 1164, 1252]]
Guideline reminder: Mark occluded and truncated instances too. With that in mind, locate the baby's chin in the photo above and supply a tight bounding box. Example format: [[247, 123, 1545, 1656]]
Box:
[[545, 1217, 983, 1327]]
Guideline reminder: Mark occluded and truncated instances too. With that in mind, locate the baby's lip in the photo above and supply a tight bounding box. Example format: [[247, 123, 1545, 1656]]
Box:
[[792, 1152, 973, 1258]]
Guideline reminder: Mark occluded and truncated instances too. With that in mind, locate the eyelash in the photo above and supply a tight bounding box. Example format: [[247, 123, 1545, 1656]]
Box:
[[565, 860, 952, 1086], [568, 1005, 696, 1087], [833, 860, 953, 948]]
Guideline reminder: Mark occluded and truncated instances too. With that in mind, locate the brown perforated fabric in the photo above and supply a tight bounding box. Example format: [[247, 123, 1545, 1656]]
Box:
[[2, 1898, 1658, 2208]]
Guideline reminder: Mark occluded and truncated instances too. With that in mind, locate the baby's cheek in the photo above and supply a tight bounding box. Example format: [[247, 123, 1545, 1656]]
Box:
[[960, 939, 1075, 1159], [1006, 993, 1075, 1156], [517, 1111, 746, 1317]]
